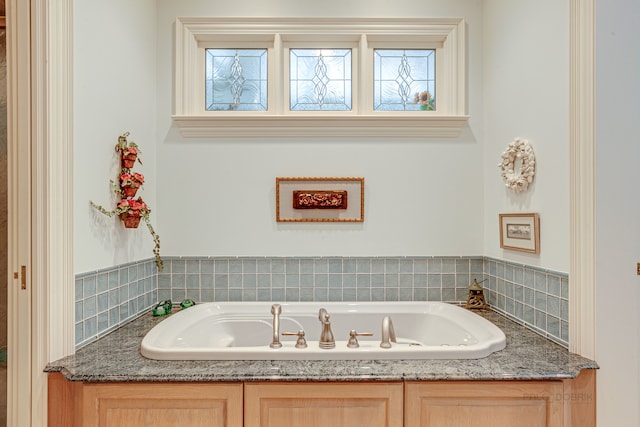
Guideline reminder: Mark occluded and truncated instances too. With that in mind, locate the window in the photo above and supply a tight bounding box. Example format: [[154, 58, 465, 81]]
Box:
[[205, 49, 268, 111], [174, 18, 468, 138], [373, 49, 436, 111], [289, 49, 352, 111]]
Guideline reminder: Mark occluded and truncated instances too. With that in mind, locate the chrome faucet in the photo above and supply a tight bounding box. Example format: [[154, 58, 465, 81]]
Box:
[[269, 304, 282, 349], [318, 308, 335, 349], [380, 316, 397, 349]]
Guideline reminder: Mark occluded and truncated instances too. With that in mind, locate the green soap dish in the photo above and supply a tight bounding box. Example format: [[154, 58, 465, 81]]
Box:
[[152, 300, 173, 316], [152, 305, 168, 316], [180, 299, 196, 309]]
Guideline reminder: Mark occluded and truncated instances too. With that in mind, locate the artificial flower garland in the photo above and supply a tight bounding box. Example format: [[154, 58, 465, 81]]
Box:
[[91, 132, 163, 271]]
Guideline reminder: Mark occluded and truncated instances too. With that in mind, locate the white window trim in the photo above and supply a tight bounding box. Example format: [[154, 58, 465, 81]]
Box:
[[174, 17, 468, 138]]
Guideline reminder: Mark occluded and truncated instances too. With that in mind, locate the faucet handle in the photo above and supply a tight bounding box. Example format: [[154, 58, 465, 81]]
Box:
[[347, 330, 373, 348], [282, 330, 308, 349], [318, 308, 330, 323]]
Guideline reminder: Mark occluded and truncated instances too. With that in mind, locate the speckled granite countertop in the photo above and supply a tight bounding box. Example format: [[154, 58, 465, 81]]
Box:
[[45, 310, 597, 383]]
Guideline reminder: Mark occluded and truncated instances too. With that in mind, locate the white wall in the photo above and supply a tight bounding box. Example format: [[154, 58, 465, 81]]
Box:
[[482, 0, 570, 273], [155, 0, 486, 258], [595, 0, 640, 425], [74, 0, 158, 273], [74, 0, 570, 273]]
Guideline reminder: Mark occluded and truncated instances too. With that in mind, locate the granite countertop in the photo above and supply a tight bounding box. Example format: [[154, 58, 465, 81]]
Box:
[[45, 309, 597, 383]]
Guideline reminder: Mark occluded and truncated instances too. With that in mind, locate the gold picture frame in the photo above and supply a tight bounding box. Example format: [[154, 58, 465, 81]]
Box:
[[276, 177, 364, 222], [499, 213, 540, 254]]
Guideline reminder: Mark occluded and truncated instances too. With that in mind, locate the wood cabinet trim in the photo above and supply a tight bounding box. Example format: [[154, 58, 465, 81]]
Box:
[[563, 370, 596, 427]]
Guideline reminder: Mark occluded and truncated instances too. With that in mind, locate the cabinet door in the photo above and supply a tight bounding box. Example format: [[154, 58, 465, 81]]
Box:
[[405, 381, 564, 427], [80, 382, 243, 427], [244, 382, 403, 427]]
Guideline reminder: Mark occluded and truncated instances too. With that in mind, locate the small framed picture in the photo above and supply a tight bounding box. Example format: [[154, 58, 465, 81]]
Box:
[[276, 177, 364, 222], [499, 213, 540, 254]]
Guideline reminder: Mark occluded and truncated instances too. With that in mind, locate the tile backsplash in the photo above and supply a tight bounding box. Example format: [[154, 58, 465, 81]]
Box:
[[75, 256, 568, 348], [482, 257, 568, 347], [75, 259, 157, 349], [156, 256, 484, 306]]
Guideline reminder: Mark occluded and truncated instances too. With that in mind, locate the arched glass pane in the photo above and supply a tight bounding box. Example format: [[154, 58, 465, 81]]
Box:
[[374, 49, 435, 111], [290, 49, 352, 111], [205, 49, 267, 111]]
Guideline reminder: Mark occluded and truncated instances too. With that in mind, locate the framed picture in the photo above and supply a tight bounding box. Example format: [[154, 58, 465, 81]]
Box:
[[276, 177, 364, 222], [499, 213, 540, 254]]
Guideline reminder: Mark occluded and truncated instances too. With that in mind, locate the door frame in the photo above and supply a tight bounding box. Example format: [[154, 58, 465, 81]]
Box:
[[6, 0, 32, 424], [568, 0, 596, 359], [6, 0, 74, 425]]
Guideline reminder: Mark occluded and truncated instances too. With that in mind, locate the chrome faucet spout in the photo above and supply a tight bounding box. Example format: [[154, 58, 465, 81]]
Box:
[[270, 304, 282, 349], [318, 308, 335, 349], [380, 316, 397, 349]]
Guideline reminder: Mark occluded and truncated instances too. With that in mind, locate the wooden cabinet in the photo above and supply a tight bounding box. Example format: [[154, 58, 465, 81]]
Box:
[[244, 382, 403, 427], [48, 370, 595, 427], [405, 370, 595, 427], [48, 373, 243, 427]]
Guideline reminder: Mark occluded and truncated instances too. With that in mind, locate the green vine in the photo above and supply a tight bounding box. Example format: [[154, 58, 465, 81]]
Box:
[[143, 217, 163, 272]]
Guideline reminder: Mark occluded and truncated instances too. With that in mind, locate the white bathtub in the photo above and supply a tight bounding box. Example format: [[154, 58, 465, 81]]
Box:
[[140, 302, 506, 360]]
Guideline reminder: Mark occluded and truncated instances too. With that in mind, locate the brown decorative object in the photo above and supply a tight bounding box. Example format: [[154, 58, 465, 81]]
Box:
[[119, 212, 141, 229], [276, 177, 364, 222], [119, 172, 144, 198], [122, 186, 138, 198], [465, 279, 489, 310], [293, 190, 348, 210], [122, 153, 137, 169]]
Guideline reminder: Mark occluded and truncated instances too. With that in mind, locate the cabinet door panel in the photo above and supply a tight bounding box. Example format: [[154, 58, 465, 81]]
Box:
[[405, 381, 564, 427], [245, 382, 403, 427], [418, 397, 547, 427], [99, 398, 226, 427], [81, 383, 243, 427]]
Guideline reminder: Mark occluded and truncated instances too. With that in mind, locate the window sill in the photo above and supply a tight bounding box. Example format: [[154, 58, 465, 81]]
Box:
[[172, 115, 469, 138]]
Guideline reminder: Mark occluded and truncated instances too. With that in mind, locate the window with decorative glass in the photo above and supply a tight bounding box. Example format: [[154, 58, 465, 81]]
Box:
[[175, 18, 467, 137], [289, 48, 352, 112], [205, 49, 268, 111], [373, 49, 436, 112]]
